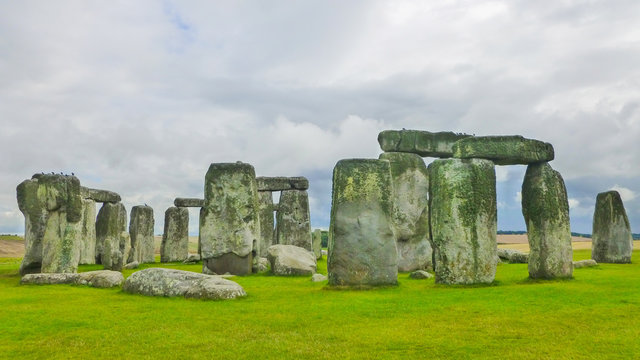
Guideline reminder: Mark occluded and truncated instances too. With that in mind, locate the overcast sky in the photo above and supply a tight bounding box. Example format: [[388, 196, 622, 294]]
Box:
[[1, 1, 639, 235]]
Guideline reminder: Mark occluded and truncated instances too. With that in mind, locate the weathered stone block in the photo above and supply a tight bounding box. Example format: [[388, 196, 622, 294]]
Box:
[[258, 191, 275, 257], [96, 202, 127, 271], [256, 176, 309, 191], [129, 205, 155, 264], [379, 152, 432, 272], [378, 129, 471, 157], [160, 206, 189, 262], [267, 244, 316, 276], [276, 190, 312, 251], [429, 159, 497, 284], [173, 198, 205, 207], [312, 229, 323, 260], [452, 135, 554, 165], [591, 190, 633, 263], [78, 199, 97, 265], [80, 187, 121, 203], [328, 159, 398, 287], [522, 162, 573, 279]]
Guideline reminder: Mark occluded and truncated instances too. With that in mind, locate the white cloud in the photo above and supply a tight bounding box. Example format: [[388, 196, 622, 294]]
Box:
[[514, 191, 522, 203], [611, 185, 637, 201], [568, 198, 580, 209]]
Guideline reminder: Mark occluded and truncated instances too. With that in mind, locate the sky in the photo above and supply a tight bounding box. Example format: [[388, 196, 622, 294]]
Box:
[[1, 0, 639, 235]]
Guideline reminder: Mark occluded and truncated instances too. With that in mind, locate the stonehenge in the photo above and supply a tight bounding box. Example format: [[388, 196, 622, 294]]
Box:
[[276, 189, 312, 251], [257, 191, 275, 257], [378, 130, 471, 157], [591, 190, 633, 263], [161, 207, 189, 262], [129, 205, 155, 264], [312, 229, 322, 260], [96, 202, 128, 271]]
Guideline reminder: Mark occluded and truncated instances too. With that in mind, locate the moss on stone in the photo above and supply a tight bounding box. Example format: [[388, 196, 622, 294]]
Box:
[[378, 130, 471, 157], [591, 190, 633, 263], [452, 135, 554, 165]]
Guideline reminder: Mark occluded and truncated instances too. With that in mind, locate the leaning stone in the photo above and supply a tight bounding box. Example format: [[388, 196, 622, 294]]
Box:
[[20, 273, 77, 285], [328, 159, 398, 286], [78, 199, 97, 265], [409, 270, 433, 279], [522, 162, 573, 279], [182, 253, 201, 264], [80, 187, 121, 203], [311, 273, 328, 282], [497, 248, 529, 264], [378, 129, 472, 157], [257, 191, 275, 257], [96, 202, 127, 270], [122, 268, 246, 300], [312, 229, 323, 260], [573, 259, 598, 268], [161, 207, 189, 262], [200, 162, 260, 275], [174, 198, 205, 207], [429, 158, 498, 284], [256, 176, 309, 191], [252, 257, 269, 273], [75, 270, 124, 288], [267, 245, 316, 276], [128, 205, 155, 264], [123, 261, 139, 269], [591, 191, 633, 263], [379, 152, 432, 272], [452, 135, 554, 165], [276, 190, 312, 251]]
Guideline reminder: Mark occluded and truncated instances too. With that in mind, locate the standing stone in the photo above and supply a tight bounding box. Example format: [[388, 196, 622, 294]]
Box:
[[129, 205, 155, 264], [312, 229, 323, 260], [591, 191, 633, 263], [379, 152, 432, 272], [161, 207, 189, 262], [17, 174, 83, 275], [328, 159, 398, 286], [276, 190, 312, 251], [429, 159, 497, 284], [378, 130, 472, 157], [78, 199, 97, 265], [200, 162, 260, 275], [522, 162, 573, 279], [258, 191, 275, 257], [96, 202, 128, 271]]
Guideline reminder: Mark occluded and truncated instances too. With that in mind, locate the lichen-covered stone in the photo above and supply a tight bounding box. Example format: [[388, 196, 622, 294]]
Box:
[[257, 191, 275, 257], [328, 159, 398, 287], [573, 259, 598, 268], [591, 190, 633, 263], [409, 270, 433, 279], [80, 187, 121, 203], [160, 207, 189, 262], [123, 268, 246, 300], [21, 270, 123, 288], [183, 254, 201, 264], [276, 190, 312, 251], [128, 205, 155, 264], [96, 202, 127, 271], [78, 199, 97, 265], [452, 135, 554, 165], [497, 248, 529, 264], [256, 176, 309, 191], [379, 152, 432, 272], [378, 129, 472, 157], [200, 162, 260, 275], [429, 159, 497, 284], [174, 198, 205, 207], [311, 273, 327, 282], [522, 162, 573, 279], [252, 257, 269, 273], [267, 245, 316, 276], [312, 229, 323, 260]]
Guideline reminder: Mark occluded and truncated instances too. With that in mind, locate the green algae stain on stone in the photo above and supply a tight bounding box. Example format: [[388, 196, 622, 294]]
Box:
[[452, 135, 554, 165], [591, 190, 633, 263], [378, 130, 472, 157]]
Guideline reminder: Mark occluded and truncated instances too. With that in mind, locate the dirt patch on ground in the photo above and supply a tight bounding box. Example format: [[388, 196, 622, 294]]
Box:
[[0, 240, 25, 258]]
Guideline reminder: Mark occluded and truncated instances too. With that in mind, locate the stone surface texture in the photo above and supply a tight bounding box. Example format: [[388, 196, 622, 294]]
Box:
[[312, 229, 323, 260], [96, 202, 128, 271], [591, 191, 633, 263], [128, 205, 155, 264], [409, 270, 433, 279], [379, 152, 432, 272], [573, 259, 598, 268], [522, 162, 573, 279], [267, 245, 317, 276], [452, 135, 554, 165], [429, 159, 498, 284], [311, 273, 328, 282], [328, 159, 398, 286], [173, 198, 205, 207], [257, 191, 275, 257], [497, 248, 529, 264], [80, 187, 121, 203], [78, 199, 97, 265], [276, 190, 312, 251], [256, 176, 309, 191], [123, 268, 246, 300], [21, 270, 124, 288], [161, 206, 189, 262], [378, 129, 471, 157]]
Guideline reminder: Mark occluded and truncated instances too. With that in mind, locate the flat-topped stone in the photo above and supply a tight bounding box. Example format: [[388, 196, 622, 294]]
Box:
[[174, 198, 205, 207], [452, 135, 554, 165], [80, 187, 121, 203], [21, 270, 124, 288], [592, 191, 633, 263], [378, 130, 472, 158], [256, 177, 309, 191]]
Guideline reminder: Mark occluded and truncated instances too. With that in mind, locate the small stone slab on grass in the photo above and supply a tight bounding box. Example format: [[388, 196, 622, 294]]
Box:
[[409, 270, 433, 279], [452, 135, 554, 165], [573, 259, 598, 268], [21, 270, 124, 288]]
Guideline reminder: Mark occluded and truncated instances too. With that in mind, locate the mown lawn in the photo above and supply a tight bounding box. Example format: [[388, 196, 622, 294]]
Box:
[[1, 250, 639, 359]]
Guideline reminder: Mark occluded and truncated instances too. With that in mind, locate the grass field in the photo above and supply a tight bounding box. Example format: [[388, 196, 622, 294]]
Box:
[[1, 248, 640, 359]]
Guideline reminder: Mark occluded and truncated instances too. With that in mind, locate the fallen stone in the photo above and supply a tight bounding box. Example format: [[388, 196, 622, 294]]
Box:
[[267, 245, 316, 276], [80, 187, 121, 203], [122, 268, 246, 300], [257, 191, 275, 257], [380, 152, 432, 272], [20, 273, 76, 285], [276, 190, 312, 251], [182, 253, 201, 264], [129, 205, 155, 264], [312, 229, 323, 260], [409, 270, 433, 279], [378, 129, 472, 158], [591, 191, 633, 264], [161, 207, 189, 263], [252, 257, 269, 273], [256, 176, 309, 191], [573, 259, 598, 268], [78, 199, 97, 265], [328, 159, 398, 286], [173, 198, 205, 207], [429, 158, 498, 284], [452, 135, 554, 165], [311, 273, 328, 282], [497, 248, 529, 264], [522, 162, 573, 279], [96, 202, 128, 271], [123, 261, 139, 269], [21, 270, 124, 288]]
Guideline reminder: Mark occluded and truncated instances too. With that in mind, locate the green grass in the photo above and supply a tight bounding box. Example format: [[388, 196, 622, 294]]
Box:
[[1, 250, 639, 359]]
